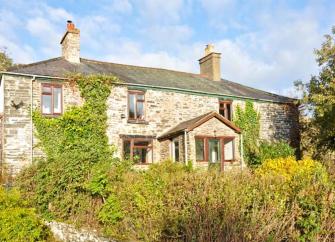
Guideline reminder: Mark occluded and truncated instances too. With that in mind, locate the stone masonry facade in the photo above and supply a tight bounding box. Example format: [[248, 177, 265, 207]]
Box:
[[0, 75, 299, 173]]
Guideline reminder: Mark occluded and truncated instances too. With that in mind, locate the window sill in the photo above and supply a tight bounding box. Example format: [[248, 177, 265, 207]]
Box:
[[42, 114, 62, 118], [127, 120, 149, 125]]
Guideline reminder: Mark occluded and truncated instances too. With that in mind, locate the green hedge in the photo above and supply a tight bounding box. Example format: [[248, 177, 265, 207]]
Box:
[[0, 188, 50, 242]]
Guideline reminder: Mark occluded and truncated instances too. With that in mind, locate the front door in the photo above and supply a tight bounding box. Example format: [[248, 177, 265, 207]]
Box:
[[208, 138, 221, 163]]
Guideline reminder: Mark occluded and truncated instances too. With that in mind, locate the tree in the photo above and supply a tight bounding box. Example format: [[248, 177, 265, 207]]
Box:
[[298, 26, 335, 159], [0, 48, 13, 71]]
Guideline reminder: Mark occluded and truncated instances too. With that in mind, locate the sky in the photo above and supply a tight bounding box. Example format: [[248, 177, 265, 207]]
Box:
[[0, 0, 334, 97]]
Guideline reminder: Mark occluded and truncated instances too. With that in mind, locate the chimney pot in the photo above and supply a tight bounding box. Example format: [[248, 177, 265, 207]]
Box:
[[198, 44, 221, 81], [67, 20, 75, 31], [205, 44, 214, 55]]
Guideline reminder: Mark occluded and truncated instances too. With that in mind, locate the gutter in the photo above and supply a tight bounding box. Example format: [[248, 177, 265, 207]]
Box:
[[30, 76, 36, 164], [118, 82, 296, 104], [184, 130, 188, 163], [0, 71, 296, 104], [0, 71, 66, 80], [0, 75, 4, 171], [240, 133, 244, 171]]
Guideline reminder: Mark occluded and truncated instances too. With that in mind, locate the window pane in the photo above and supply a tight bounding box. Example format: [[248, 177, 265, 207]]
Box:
[[42, 86, 51, 93], [137, 94, 144, 101], [224, 139, 234, 160], [146, 147, 153, 163], [174, 140, 179, 162], [209, 139, 221, 163], [42, 95, 52, 114], [123, 140, 131, 160], [53, 87, 62, 113], [136, 101, 144, 119], [129, 94, 135, 119], [133, 148, 147, 164], [195, 139, 204, 161], [219, 108, 225, 117], [226, 104, 231, 120], [134, 140, 149, 146]]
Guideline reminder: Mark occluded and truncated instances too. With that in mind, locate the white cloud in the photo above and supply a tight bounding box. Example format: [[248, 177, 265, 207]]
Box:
[[133, 0, 184, 24], [0, 0, 333, 96], [108, 0, 133, 14]]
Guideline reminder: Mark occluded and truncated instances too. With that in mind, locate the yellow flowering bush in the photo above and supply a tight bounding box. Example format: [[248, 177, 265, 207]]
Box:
[[256, 156, 328, 183]]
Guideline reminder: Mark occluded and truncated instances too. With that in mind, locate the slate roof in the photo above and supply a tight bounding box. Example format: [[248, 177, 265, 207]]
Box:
[[158, 111, 241, 140], [7, 57, 295, 103]]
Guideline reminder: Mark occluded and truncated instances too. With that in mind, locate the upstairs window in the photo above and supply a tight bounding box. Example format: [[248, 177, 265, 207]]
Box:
[[128, 90, 145, 121], [219, 100, 232, 120], [41, 84, 62, 115]]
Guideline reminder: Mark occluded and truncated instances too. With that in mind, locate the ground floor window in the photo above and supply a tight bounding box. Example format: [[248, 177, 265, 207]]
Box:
[[173, 139, 180, 162], [195, 137, 235, 163], [123, 138, 153, 164]]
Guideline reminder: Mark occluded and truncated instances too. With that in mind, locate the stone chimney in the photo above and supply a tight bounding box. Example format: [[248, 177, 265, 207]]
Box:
[[198, 44, 221, 81], [60, 20, 80, 63]]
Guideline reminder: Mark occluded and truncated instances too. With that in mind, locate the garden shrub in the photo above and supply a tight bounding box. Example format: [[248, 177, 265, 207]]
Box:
[[256, 156, 334, 241], [257, 140, 295, 164], [0, 187, 50, 242], [92, 160, 334, 241], [256, 156, 328, 182]]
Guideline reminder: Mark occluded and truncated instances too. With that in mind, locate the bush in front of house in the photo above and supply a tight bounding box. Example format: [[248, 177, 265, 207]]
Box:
[[0, 187, 50, 242], [253, 140, 296, 167], [89, 159, 334, 241], [17, 157, 335, 241]]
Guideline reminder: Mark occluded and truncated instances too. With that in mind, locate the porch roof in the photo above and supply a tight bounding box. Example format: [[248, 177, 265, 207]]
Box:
[[158, 111, 241, 140]]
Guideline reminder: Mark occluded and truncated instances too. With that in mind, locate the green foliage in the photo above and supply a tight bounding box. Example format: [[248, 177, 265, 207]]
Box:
[[257, 141, 295, 164], [0, 187, 50, 242], [89, 160, 335, 241], [0, 48, 13, 71], [297, 26, 335, 158], [257, 157, 332, 241], [233, 101, 261, 166], [233, 102, 296, 167], [17, 74, 120, 222]]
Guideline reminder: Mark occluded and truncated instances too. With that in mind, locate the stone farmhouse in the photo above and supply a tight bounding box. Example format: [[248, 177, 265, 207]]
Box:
[[0, 21, 299, 174]]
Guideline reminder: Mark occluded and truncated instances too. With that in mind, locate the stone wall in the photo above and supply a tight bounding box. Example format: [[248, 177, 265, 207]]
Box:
[[232, 100, 300, 147], [106, 86, 219, 162], [2, 75, 82, 173], [1, 74, 299, 172], [2, 75, 33, 173], [46, 221, 111, 242]]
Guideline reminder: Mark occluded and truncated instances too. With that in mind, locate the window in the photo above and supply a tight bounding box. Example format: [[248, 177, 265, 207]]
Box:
[[224, 138, 234, 161], [173, 139, 180, 162], [123, 138, 153, 164], [195, 137, 235, 163], [219, 101, 232, 120], [195, 138, 205, 161], [128, 91, 145, 121], [41, 84, 62, 115]]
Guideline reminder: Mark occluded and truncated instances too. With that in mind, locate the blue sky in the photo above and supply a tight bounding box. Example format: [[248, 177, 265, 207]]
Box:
[[0, 0, 334, 96]]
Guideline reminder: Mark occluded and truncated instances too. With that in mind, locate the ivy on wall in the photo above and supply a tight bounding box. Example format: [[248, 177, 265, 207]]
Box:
[[19, 74, 120, 220], [234, 101, 261, 167]]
